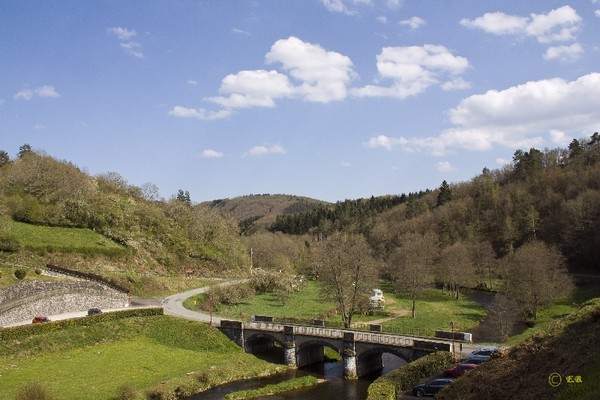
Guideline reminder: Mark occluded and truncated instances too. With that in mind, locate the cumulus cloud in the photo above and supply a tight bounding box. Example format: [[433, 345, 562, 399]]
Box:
[[426, 73, 600, 154], [168, 106, 232, 120], [248, 144, 286, 156], [207, 70, 294, 108], [14, 85, 60, 100], [363, 134, 408, 150], [201, 149, 224, 158], [265, 36, 355, 103], [205, 37, 355, 109], [108, 26, 143, 58], [353, 45, 470, 99], [365, 73, 600, 156], [399, 16, 426, 29], [460, 6, 582, 44], [543, 43, 583, 61]]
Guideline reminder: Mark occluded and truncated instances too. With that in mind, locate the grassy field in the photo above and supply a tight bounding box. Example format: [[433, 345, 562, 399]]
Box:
[[0, 264, 58, 288], [186, 281, 487, 336], [185, 281, 337, 321], [381, 289, 487, 335], [0, 314, 284, 400], [504, 283, 600, 346], [9, 220, 126, 256]]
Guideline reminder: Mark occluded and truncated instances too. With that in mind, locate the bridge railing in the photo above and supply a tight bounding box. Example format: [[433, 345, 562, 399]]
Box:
[[259, 317, 436, 339], [242, 321, 452, 349]]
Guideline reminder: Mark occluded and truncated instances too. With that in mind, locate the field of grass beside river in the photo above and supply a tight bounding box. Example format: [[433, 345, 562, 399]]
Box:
[[0, 314, 285, 400]]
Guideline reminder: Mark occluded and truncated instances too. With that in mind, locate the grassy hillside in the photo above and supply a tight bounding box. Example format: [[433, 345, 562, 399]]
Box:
[[0, 313, 284, 400], [9, 220, 126, 256], [438, 298, 600, 399]]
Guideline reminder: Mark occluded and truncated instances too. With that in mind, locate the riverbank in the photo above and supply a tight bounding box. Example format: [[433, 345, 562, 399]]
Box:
[[0, 312, 286, 400]]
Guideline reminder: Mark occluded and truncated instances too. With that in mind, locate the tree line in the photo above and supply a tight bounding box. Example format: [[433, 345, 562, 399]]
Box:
[[0, 145, 247, 274]]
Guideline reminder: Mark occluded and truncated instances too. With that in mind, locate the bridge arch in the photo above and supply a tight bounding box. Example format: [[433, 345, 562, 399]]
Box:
[[295, 338, 342, 368], [245, 332, 285, 357], [355, 346, 412, 377]]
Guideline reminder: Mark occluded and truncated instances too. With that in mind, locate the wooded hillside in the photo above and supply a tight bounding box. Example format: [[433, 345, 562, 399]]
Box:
[[0, 146, 247, 275]]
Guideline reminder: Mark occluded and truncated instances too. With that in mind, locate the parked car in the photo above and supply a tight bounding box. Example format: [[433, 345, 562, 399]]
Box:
[[462, 357, 487, 365], [466, 346, 498, 361], [87, 308, 102, 316], [443, 363, 478, 378], [412, 378, 455, 397], [32, 316, 50, 323]]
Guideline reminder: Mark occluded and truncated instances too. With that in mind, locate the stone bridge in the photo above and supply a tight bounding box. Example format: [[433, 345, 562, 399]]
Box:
[[219, 320, 454, 379]]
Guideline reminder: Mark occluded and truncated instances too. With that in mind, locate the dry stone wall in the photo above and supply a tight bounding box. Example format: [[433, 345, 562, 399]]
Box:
[[0, 279, 129, 327]]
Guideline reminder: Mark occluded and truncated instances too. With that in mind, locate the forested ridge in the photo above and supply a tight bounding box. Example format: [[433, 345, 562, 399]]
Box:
[[0, 145, 247, 275], [1, 134, 599, 295]]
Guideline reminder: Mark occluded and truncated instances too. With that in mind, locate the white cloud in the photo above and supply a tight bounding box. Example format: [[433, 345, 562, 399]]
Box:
[[543, 43, 584, 61], [248, 144, 286, 156], [201, 149, 224, 158], [354, 45, 470, 99], [107, 27, 137, 41], [436, 161, 457, 172], [322, 0, 356, 15], [341, 161, 352, 167], [399, 16, 425, 29], [232, 28, 250, 35], [207, 69, 293, 108], [460, 6, 581, 44], [108, 26, 144, 58], [265, 36, 355, 103], [441, 77, 471, 91], [322, 0, 399, 15], [168, 106, 232, 121], [363, 134, 408, 150], [187, 80, 198, 86], [596, 9, 600, 17], [14, 85, 60, 100], [417, 73, 600, 154], [366, 73, 600, 156]]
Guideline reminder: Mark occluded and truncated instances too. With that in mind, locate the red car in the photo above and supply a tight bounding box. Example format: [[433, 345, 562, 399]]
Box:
[[32, 316, 50, 324], [443, 363, 477, 378]]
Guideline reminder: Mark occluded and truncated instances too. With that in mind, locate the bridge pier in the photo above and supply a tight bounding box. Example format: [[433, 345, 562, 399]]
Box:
[[283, 326, 297, 368], [343, 332, 358, 380], [218, 320, 454, 380], [219, 320, 245, 350]]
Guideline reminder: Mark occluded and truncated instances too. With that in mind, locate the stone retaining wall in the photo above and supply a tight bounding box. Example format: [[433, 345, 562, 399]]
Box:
[[0, 279, 129, 327]]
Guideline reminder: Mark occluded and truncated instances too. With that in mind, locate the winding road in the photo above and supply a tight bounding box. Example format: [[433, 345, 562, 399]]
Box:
[[161, 279, 247, 325]]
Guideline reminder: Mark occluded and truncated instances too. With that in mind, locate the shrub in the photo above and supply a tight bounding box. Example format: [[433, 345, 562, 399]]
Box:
[[115, 384, 140, 400], [367, 351, 453, 400], [0, 234, 20, 252], [14, 382, 56, 400], [14, 268, 27, 280]]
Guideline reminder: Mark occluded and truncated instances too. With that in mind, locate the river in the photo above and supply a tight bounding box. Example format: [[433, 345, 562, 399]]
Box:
[[186, 289, 497, 399], [186, 354, 406, 400]]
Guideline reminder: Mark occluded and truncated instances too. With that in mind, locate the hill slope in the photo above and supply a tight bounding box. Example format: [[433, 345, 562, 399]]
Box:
[[199, 194, 329, 230], [438, 298, 600, 399]]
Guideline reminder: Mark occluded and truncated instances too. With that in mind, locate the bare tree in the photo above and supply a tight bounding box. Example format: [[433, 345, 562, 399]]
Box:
[[310, 232, 378, 328], [391, 232, 438, 318], [469, 240, 497, 290], [486, 293, 518, 341], [437, 241, 477, 299], [504, 241, 573, 321]]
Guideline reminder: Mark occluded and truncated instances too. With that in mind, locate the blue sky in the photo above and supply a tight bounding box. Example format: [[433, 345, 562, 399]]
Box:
[[2, 1, 600, 203]]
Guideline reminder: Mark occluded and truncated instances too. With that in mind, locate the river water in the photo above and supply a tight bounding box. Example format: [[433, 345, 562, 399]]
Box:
[[188, 289, 497, 399], [187, 354, 406, 400]]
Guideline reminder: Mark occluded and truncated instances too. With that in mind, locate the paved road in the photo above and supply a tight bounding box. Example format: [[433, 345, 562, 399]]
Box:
[[161, 279, 247, 325]]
